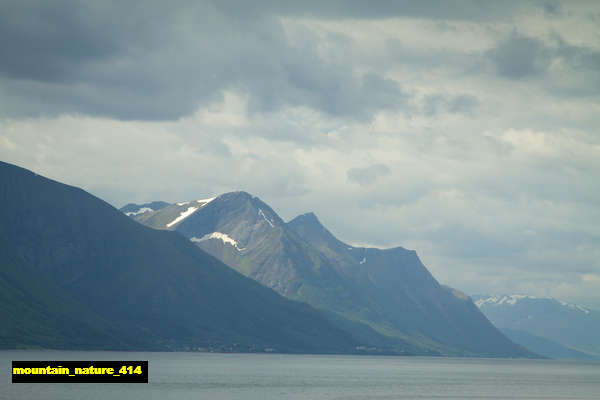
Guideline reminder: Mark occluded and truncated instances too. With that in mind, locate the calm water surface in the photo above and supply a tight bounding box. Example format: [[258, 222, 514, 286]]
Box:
[[2, 351, 600, 400]]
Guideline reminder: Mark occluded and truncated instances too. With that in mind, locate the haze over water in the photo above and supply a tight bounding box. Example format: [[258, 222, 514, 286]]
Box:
[[4, 351, 600, 400]]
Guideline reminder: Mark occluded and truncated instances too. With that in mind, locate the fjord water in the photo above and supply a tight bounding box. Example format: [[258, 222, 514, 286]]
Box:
[[3, 351, 600, 400]]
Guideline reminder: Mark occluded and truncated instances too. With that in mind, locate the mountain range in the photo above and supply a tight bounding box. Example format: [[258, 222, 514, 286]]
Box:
[[0, 160, 539, 357], [123, 191, 534, 357], [474, 294, 600, 359], [0, 161, 362, 353]]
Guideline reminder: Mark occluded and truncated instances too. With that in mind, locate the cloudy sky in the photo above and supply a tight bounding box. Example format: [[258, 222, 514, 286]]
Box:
[[1, 0, 599, 307]]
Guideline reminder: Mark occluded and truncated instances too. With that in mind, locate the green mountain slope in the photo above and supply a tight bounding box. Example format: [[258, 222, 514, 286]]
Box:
[[0, 240, 135, 349], [0, 161, 360, 353], [287, 213, 533, 357]]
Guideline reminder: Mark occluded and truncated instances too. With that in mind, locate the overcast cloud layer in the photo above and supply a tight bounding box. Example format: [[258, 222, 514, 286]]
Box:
[[1, 0, 599, 307]]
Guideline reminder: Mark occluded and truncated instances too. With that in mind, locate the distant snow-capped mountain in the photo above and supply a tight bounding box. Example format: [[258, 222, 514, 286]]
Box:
[[474, 294, 591, 314], [473, 294, 599, 359]]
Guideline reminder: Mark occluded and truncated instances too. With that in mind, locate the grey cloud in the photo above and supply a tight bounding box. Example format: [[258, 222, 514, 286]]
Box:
[[0, 1, 119, 82], [0, 0, 412, 122], [0, 1, 222, 120], [448, 95, 479, 114], [487, 33, 550, 79], [549, 55, 600, 98], [581, 52, 600, 71], [385, 39, 477, 70], [424, 94, 479, 116], [0, 0, 570, 122], [385, 28, 598, 100], [542, 1, 562, 15], [484, 30, 600, 96], [347, 164, 390, 186], [424, 223, 530, 260], [243, 39, 412, 120]]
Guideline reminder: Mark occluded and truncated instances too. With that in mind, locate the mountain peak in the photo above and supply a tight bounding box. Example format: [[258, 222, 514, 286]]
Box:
[[287, 212, 351, 251], [290, 212, 321, 226], [288, 212, 328, 233], [219, 190, 253, 200], [214, 191, 284, 227]]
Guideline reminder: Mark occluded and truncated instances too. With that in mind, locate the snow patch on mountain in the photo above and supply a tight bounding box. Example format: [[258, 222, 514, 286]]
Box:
[[197, 197, 215, 205], [125, 207, 153, 216], [166, 206, 199, 227], [568, 304, 591, 314], [167, 197, 215, 227], [555, 301, 589, 314], [258, 209, 274, 227], [475, 295, 536, 307], [476, 295, 591, 314], [191, 232, 245, 251], [177, 197, 214, 206]]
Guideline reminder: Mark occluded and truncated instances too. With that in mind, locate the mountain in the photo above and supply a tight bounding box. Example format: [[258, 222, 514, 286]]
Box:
[[0, 161, 362, 353], [474, 295, 600, 358], [499, 328, 597, 360], [121, 201, 170, 216], [125, 191, 534, 357]]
